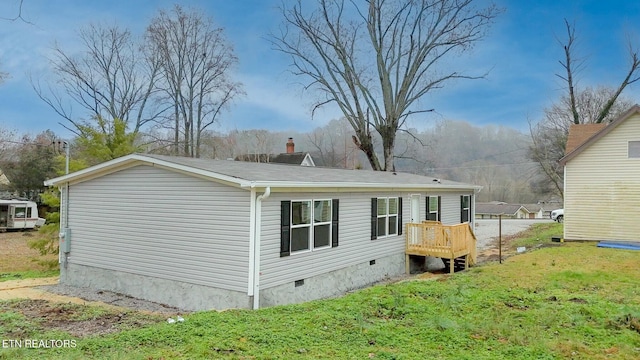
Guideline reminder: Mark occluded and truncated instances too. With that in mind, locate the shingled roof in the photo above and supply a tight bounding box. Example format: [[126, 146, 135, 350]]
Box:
[[235, 152, 313, 166], [560, 105, 640, 165], [476, 202, 525, 216], [45, 153, 480, 192], [565, 123, 606, 155]]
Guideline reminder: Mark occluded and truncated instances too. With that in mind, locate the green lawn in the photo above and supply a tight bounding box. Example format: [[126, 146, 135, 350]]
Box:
[[1, 223, 639, 359]]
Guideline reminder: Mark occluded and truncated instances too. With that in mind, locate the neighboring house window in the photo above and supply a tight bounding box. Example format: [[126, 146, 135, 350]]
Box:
[[426, 196, 441, 221], [460, 195, 470, 223], [280, 199, 339, 257], [371, 197, 403, 239], [629, 141, 640, 158]]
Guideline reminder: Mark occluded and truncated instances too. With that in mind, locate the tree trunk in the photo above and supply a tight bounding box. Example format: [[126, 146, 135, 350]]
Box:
[[352, 131, 382, 171]]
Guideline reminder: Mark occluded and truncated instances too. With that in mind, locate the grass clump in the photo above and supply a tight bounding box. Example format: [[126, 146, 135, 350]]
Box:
[[510, 221, 564, 249]]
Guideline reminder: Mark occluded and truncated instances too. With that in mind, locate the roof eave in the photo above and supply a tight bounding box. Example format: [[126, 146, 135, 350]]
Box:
[[44, 154, 252, 188], [245, 181, 481, 191]]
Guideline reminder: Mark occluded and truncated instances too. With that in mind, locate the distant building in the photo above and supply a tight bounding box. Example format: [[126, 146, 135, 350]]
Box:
[[235, 138, 315, 167], [476, 201, 553, 219], [475, 201, 528, 219]]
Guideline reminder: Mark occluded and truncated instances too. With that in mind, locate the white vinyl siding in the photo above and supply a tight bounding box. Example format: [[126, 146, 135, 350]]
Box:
[[67, 165, 251, 292], [564, 113, 640, 241], [440, 193, 467, 225], [261, 192, 408, 289]]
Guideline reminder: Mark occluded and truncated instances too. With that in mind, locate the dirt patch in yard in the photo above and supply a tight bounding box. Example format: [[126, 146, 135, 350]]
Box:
[[1, 298, 166, 338]]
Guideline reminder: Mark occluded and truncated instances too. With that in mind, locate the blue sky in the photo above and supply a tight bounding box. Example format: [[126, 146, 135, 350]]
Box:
[[1, 0, 640, 138]]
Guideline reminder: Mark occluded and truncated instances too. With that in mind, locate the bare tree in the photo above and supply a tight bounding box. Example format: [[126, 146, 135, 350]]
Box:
[[557, 19, 640, 125], [0, 0, 32, 23], [307, 118, 358, 168], [146, 5, 243, 158], [0, 66, 7, 84], [1, 0, 31, 81], [271, 0, 500, 171], [33, 23, 161, 137], [529, 19, 640, 199]]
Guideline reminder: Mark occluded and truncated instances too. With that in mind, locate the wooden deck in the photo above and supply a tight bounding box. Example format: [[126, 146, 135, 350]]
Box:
[[405, 221, 477, 274]]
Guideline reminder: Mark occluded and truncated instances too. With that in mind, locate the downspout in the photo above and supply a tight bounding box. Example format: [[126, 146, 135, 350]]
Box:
[[472, 187, 481, 230], [247, 189, 257, 304], [253, 186, 271, 310], [59, 182, 70, 269]]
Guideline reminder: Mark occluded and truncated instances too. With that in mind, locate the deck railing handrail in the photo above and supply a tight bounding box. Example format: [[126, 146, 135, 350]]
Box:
[[406, 222, 477, 266]]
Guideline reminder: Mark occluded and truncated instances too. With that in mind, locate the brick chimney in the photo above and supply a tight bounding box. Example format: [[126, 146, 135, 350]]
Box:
[[286, 137, 295, 154]]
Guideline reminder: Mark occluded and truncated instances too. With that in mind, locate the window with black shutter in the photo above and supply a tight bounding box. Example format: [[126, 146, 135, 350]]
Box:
[[460, 195, 470, 223], [373, 196, 401, 238], [426, 196, 441, 221], [280, 198, 339, 256]]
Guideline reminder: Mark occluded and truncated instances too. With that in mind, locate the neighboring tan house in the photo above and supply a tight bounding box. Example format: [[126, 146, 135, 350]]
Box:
[[522, 204, 546, 219], [475, 202, 528, 219], [235, 138, 315, 166], [45, 153, 480, 311], [559, 104, 640, 241]]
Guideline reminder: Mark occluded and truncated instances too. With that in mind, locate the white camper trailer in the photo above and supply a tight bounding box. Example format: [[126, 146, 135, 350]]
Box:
[[0, 199, 46, 231]]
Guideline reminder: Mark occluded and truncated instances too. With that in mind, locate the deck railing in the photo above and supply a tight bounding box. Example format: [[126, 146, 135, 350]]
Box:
[[405, 221, 477, 273]]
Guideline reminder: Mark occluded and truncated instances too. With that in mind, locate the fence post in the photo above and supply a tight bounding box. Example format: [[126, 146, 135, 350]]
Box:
[[499, 214, 502, 264]]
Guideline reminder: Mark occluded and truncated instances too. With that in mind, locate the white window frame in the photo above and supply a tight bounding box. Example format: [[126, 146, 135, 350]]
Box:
[[377, 197, 399, 238], [461, 195, 471, 223], [428, 196, 439, 221], [290, 198, 333, 255], [312, 199, 333, 251]]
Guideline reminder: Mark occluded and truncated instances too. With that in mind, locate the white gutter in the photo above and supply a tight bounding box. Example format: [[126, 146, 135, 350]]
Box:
[[252, 186, 271, 310], [241, 181, 481, 191]]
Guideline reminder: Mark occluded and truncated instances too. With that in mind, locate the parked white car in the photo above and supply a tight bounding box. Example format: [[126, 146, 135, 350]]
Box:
[[550, 209, 564, 223]]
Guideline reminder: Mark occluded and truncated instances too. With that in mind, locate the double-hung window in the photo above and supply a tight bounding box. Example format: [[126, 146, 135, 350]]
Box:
[[281, 199, 339, 257], [290, 201, 312, 252], [460, 195, 471, 223], [371, 197, 402, 239], [427, 196, 441, 221]]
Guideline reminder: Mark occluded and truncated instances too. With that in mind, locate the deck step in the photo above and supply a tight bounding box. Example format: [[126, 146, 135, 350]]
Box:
[[442, 256, 468, 272]]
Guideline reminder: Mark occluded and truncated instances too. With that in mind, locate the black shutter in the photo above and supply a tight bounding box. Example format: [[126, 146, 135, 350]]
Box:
[[397, 197, 403, 235], [460, 196, 464, 223], [437, 196, 442, 222], [280, 201, 291, 257], [371, 198, 377, 240], [331, 199, 339, 247], [426, 196, 430, 221]]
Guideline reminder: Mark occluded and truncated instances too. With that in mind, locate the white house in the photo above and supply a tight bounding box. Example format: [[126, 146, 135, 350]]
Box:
[[559, 104, 640, 242], [45, 154, 480, 311]]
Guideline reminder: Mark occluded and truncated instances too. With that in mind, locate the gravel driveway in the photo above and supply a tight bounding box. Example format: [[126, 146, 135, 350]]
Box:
[[473, 219, 555, 250]]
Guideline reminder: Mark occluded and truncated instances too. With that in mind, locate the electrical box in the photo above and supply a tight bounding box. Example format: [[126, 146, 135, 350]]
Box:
[[60, 228, 71, 253]]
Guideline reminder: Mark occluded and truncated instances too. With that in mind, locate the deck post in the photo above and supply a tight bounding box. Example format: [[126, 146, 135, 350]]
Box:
[[405, 254, 410, 275]]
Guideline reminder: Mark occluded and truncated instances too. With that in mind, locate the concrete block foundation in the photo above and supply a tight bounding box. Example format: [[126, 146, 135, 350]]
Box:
[[259, 252, 406, 307], [61, 252, 407, 311], [61, 264, 250, 311]]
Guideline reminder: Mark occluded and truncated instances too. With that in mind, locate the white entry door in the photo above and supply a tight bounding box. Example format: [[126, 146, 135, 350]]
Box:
[[410, 194, 420, 223]]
